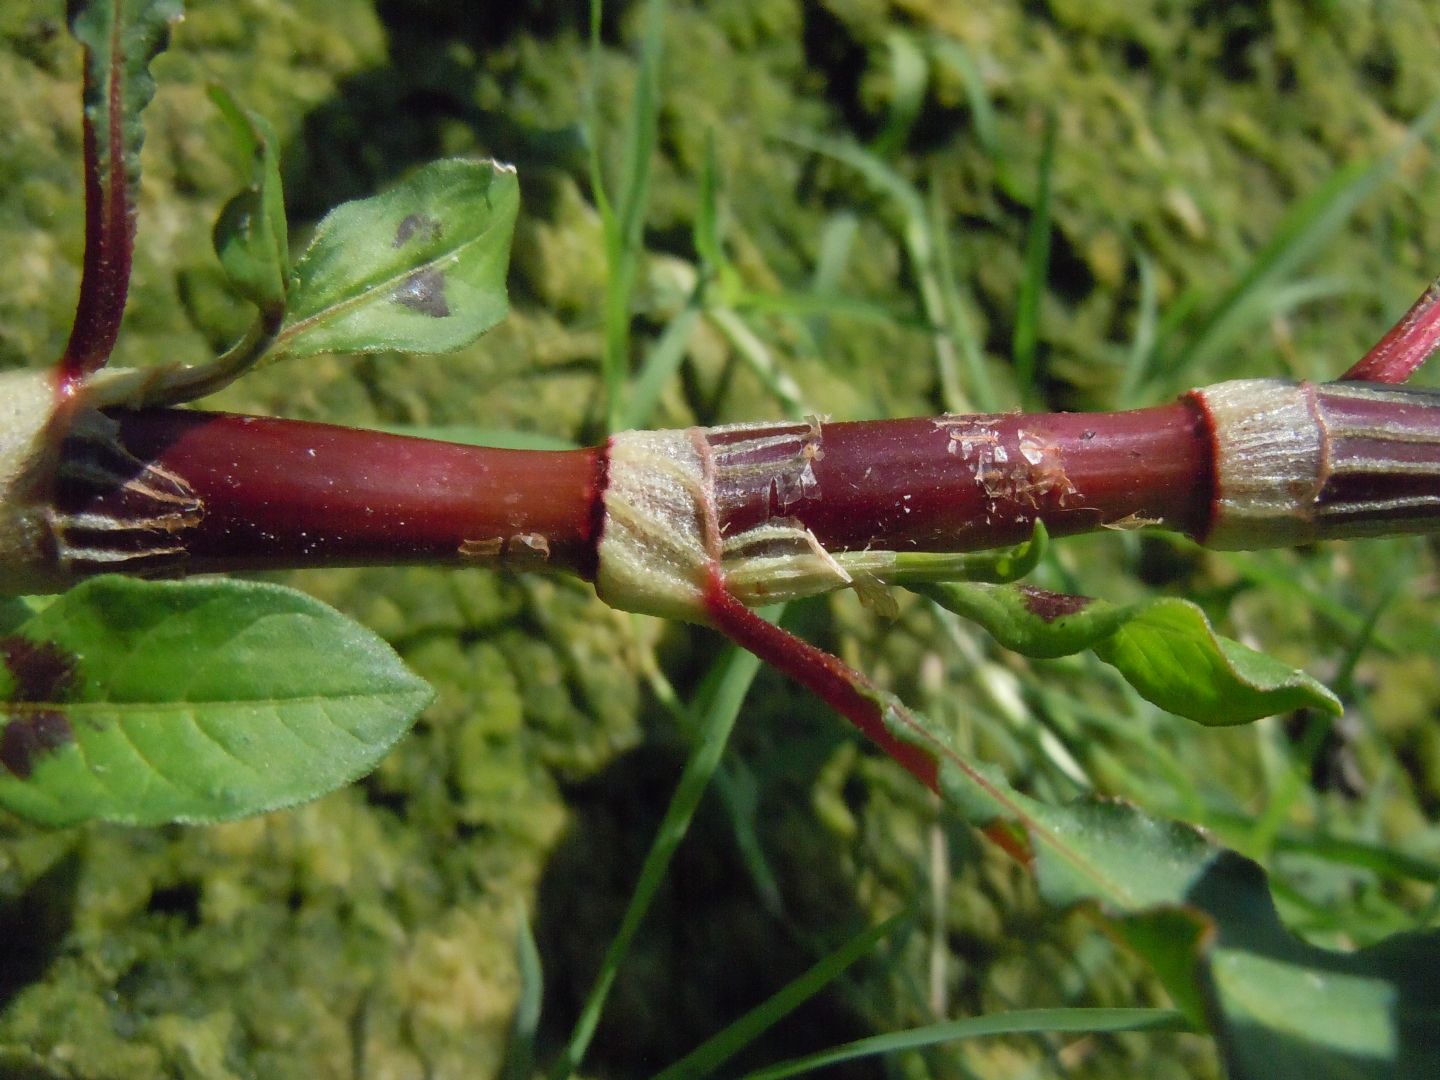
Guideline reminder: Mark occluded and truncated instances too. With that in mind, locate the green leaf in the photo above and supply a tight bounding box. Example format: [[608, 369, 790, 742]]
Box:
[[1090, 600, 1341, 724], [915, 582, 1340, 724], [921, 747, 1440, 1079], [210, 85, 290, 314], [0, 577, 431, 826], [277, 158, 519, 359]]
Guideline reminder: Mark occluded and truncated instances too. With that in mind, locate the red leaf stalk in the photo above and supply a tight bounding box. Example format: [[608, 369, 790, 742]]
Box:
[[1340, 275, 1440, 384], [60, 19, 138, 389], [703, 575, 1033, 863]]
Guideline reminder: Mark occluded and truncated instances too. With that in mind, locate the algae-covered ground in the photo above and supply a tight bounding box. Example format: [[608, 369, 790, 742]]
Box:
[[3, 1, 1440, 1077]]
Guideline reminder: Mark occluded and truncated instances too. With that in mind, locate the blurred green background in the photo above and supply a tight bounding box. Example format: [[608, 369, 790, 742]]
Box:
[[3, 1, 1440, 1077]]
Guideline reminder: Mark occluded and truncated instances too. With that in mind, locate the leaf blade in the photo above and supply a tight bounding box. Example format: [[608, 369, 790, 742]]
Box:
[[712, 595, 1438, 1079], [277, 158, 519, 359], [916, 582, 1340, 724], [929, 751, 1440, 1079], [0, 577, 431, 825], [209, 85, 290, 314]]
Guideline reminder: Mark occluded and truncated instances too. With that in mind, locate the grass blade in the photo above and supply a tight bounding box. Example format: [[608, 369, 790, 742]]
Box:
[[870, 31, 927, 162], [789, 130, 1001, 411], [735, 1008, 1188, 1080], [929, 183, 1000, 411], [652, 913, 908, 1080], [1012, 110, 1057, 408], [549, 610, 779, 1079], [1145, 100, 1439, 393], [709, 307, 807, 419], [501, 905, 544, 1080], [622, 303, 700, 429], [1118, 247, 1160, 407], [590, 0, 667, 433]]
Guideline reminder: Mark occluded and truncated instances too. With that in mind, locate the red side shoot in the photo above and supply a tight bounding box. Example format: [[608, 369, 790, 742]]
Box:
[[1341, 274, 1440, 383]]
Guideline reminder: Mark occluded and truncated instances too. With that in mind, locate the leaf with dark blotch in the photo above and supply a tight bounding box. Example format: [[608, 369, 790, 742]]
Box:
[[210, 85, 290, 315], [276, 158, 519, 359], [60, 0, 184, 381], [0, 577, 432, 826], [913, 581, 1340, 724], [0, 636, 79, 779], [392, 267, 451, 318]]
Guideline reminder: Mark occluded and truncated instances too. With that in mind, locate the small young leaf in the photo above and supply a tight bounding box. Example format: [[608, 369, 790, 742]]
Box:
[[277, 158, 519, 359], [61, 0, 184, 381], [0, 577, 431, 826], [914, 582, 1340, 724], [1088, 599, 1340, 725], [210, 85, 290, 314]]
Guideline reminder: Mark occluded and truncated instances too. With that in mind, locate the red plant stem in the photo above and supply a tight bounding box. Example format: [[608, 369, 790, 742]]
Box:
[[28, 378, 1440, 593], [707, 404, 1212, 552], [1340, 275, 1440, 384], [703, 571, 939, 788], [702, 574, 1033, 863], [54, 409, 606, 580], [59, 23, 135, 390]]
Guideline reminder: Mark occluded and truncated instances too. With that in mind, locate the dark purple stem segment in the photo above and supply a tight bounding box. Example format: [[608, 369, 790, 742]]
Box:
[[59, 15, 134, 390]]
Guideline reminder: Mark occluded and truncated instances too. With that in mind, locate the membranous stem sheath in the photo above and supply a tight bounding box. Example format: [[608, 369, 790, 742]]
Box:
[[1191, 378, 1440, 546], [597, 403, 1211, 619]]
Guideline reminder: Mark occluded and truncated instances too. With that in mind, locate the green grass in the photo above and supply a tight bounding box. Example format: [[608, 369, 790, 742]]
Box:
[[551, 612, 781, 1079], [590, 0, 667, 435], [734, 1008, 1190, 1080]]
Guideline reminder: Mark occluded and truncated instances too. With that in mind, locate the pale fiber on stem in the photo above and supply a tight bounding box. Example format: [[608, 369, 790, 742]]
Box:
[[1192, 378, 1440, 547], [0, 370, 61, 595]]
